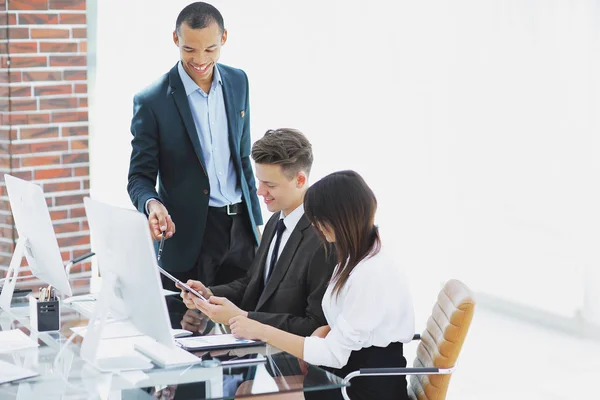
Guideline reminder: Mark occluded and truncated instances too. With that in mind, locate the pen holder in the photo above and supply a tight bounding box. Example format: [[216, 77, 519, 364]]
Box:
[[29, 295, 60, 332]]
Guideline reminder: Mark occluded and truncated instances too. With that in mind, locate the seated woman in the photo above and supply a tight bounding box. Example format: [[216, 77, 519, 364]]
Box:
[[229, 170, 415, 400]]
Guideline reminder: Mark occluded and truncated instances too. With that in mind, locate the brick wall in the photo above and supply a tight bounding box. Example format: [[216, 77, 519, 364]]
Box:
[[0, 0, 90, 292]]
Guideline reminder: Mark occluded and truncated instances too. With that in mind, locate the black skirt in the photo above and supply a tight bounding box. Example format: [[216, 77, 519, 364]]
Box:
[[305, 341, 409, 400]]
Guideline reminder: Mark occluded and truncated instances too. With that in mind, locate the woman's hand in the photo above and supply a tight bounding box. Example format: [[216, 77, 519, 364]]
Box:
[[229, 315, 267, 341]]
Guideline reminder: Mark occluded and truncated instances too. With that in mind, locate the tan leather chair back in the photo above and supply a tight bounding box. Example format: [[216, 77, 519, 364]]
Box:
[[408, 279, 475, 400]]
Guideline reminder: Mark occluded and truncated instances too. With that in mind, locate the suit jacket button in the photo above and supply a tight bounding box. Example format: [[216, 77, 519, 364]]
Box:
[[203, 189, 209, 195]]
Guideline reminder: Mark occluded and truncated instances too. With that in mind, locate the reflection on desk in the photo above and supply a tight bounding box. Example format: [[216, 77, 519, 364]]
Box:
[[0, 290, 346, 399]]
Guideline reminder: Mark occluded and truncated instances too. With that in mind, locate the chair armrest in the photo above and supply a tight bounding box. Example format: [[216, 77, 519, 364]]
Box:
[[341, 367, 454, 400]]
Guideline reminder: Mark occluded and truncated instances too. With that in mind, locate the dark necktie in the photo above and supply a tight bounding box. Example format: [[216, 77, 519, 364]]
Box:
[[266, 218, 286, 283]]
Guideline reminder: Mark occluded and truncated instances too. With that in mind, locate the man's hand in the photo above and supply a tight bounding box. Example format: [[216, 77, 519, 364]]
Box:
[[178, 280, 213, 310], [148, 199, 175, 240], [194, 295, 247, 325], [311, 325, 331, 338], [180, 309, 209, 333]]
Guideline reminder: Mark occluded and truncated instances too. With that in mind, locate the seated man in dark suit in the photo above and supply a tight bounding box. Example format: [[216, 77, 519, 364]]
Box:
[[179, 128, 335, 336]]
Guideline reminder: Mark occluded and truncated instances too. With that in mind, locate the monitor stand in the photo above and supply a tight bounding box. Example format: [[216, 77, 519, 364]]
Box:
[[134, 336, 200, 368], [0, 237, 28, 311], [80, 273, 153, 372]]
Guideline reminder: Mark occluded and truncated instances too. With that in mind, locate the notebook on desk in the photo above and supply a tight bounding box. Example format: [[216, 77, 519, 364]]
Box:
[[176, 334, 264, 351]]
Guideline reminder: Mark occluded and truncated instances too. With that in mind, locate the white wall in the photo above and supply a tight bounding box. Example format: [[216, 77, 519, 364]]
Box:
[[90, 0, 600, 326]]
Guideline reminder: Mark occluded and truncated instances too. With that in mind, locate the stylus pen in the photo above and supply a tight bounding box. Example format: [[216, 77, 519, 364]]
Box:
[[157, 230, 166, 261]]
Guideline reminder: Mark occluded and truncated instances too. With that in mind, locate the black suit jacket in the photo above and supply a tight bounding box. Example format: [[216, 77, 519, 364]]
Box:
[[127, 63, 263, 273], [210, 212, 336, 336]]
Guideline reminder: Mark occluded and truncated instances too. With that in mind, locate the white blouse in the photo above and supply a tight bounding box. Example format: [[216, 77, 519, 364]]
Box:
[[303, 245, 415, 369]]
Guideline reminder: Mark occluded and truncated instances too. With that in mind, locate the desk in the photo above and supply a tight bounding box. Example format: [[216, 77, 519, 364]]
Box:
[[0, 293, 346, 399]]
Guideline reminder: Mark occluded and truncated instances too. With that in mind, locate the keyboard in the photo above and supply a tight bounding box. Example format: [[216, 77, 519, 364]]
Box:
[[68, 300, 117, 321]]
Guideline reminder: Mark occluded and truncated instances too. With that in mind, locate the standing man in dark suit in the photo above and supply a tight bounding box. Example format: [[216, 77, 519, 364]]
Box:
[[179, 129, 336, 337], [127, 2, 262, 288]]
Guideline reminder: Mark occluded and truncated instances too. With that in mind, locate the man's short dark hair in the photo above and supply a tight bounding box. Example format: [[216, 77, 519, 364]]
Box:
[[251, 129, 313, 179], [176, 2, 225, 35]]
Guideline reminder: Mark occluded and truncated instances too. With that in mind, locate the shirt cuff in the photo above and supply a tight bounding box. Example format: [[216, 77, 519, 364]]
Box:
[[144, 197, 161, 215], [303, 336, 330, 367]]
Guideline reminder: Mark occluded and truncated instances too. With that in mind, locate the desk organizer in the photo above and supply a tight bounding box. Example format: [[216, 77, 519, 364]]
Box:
[[29, 295, 60, 332]]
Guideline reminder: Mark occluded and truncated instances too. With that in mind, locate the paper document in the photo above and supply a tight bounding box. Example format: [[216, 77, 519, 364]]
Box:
[[0, 359, 38, 384], [0, 329, 39, 353], [71, 322, 192, 340], [176, 334, 263, 351]]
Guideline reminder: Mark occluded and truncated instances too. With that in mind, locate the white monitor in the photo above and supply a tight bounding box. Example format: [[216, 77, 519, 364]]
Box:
[[81, 197, 198, 369], [0, 174, 72, 310]]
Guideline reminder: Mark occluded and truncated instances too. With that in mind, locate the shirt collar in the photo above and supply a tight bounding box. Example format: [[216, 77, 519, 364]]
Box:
[[278, 204, 304, 232], [177, 61, 222, 97]]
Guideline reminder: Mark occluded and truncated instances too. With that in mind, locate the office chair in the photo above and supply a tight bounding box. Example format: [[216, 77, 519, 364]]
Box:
[[342, 279, 475, 400]]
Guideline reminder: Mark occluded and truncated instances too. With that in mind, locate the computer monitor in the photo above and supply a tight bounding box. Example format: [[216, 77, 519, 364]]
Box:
[[0, 175, 72, 310], [81, 197, 198, 369]]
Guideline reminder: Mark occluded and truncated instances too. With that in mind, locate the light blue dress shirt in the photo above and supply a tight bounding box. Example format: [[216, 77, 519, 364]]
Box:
[[177, 61, 242, 207]]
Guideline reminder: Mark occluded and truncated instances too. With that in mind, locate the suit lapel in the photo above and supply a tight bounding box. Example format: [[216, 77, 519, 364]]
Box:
[[256, 215, 311, 310], [168, 64, 207, 173], [218, 65, 240, 158], [244, 215, 278, 303]]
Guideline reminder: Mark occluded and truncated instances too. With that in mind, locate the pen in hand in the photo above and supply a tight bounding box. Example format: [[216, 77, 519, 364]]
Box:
[[157, 230, 166, 261]]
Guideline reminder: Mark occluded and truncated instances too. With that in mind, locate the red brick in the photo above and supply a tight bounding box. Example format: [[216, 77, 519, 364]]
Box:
[[31, 28, 69, 39], [70, 206, 87, 218], [1, 12, 16, 25], [49, 55, 85, 67], [34, 84, 71, 96], [4, 27, 29, 39], [7, 0, 48, 10], [0, 239, 14, 253], [74, 83, 86, 93], [63, 69, 85, 80], [51, 110, 87, 123], [40, 42, 77, 53], [50, 0, 85, 11], [9, 86, 32, 97], [54, 221, 79, 233], [12, 140, 68, 154], [78, 97, 87, 107], [50, 210, 68, 221], [9, 157, 18, 168], [9, 171, 31, 181], [18, 13, 59, 24], [71, 139, 87, 150], [20, 126, 59, 140], [44, 181, 80, 192], [62, 125, 87, 136], [82, 179, 89, 189], [62, 152, 88, 164], [23, 71, 62, 82], [55, 193, 84, 206], [58, 234, 89, 248], [40, 97, 78, 110], [6, 98, 37, 111], [1, 56, 46, 68], [7, 42, 38, 54], [21, 155, 60, 167], [8, 112, 49, 125], [79, 40, 86, 53], [72, 27, 85, 38], [73, 166, 87, 177], [59, 13, 85, 24], [34, 168, 72, 180], [7, 70, 22, 82]]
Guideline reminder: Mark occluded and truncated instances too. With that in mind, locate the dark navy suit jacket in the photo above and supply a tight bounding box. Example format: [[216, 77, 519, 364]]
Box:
[[127, 63, 263, 273]]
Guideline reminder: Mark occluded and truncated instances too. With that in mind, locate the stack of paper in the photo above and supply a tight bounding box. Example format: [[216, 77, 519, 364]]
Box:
[[0, 329, 39, 353], [0, 359, 38, 384]]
